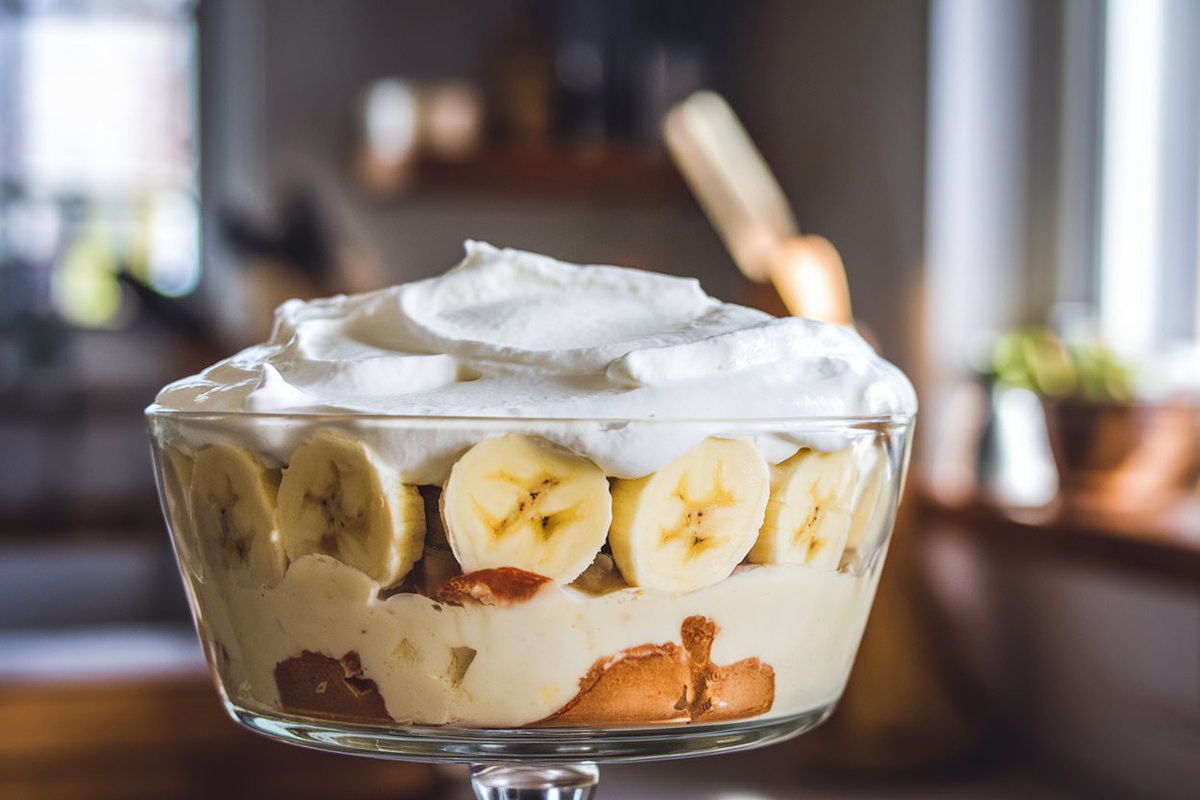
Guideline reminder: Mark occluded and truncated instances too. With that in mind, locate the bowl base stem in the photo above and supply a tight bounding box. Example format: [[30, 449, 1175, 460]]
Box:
[[470, 763, 599, 800]]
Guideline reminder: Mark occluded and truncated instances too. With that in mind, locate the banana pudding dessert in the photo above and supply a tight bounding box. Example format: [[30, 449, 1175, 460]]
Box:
[[150, 242, 914, 730]]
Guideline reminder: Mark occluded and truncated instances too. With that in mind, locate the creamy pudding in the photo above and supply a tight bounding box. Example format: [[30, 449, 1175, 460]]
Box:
[[150, 243, 914, 729]]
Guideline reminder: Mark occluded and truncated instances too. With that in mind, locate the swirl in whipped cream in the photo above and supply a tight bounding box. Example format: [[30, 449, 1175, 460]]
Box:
[[153, 242, 915, 480]]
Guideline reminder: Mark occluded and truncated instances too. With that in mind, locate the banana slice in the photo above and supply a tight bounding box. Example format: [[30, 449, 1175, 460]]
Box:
[[609, 438, 769, 593], [159, 443, 201, 579], [162, 443, 195, 509], [441, 434, 611, 583], [846, 447, 888, 554], [748, 446, 859, 570], [277, 430, 425, 587], [190, 443, 287, 587]]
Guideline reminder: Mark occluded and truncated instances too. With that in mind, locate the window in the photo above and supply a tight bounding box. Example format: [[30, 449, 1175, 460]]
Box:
[[926, 0, 1200, 367], [1097, 0, 1200, 352], [0, 0, 198, 328]]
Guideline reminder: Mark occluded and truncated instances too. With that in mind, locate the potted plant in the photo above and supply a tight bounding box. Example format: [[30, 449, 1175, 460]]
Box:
[[989, 328, 1198, 512]]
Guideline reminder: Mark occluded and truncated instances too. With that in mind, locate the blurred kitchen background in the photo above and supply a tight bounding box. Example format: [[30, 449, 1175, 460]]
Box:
[[1, 0, 1197, 798]]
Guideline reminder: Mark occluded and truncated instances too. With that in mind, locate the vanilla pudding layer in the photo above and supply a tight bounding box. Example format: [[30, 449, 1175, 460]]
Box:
[[152, 242, 915, 483], [193, 555, 881, 729]]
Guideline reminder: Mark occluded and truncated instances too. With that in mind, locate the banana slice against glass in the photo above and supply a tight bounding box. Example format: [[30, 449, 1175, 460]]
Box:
[[277, 430, 425, 587], [441, 434, 611, 583], [610, 437, 769, 593], [843, 445, 891, 563], [190, 443, 287, 587], [748, 446, 859, 570], [161, 443, 196, 514], [160, 442, 202, 579]]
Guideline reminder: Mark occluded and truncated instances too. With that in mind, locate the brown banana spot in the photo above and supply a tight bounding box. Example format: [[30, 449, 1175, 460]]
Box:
[[472, 472, 581, 543], [659, 474, 736, 555]]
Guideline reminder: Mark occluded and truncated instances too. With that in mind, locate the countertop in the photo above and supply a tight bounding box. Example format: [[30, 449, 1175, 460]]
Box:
[[1, 648, 1087, 800]]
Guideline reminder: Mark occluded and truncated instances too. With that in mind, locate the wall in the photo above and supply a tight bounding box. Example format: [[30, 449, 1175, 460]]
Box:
[[198, 0, 930, 381]]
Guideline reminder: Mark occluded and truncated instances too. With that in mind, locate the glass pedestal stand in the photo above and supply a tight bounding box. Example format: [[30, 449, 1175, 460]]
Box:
[[233, 703, 834, 799]]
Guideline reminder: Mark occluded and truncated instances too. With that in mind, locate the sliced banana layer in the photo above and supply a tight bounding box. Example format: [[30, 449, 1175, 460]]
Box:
[[190, 443, 287, 587], [441, 434, 611, 583], [277, 430, 425, 587], [846, 446, 888, 555], [749, 446, 859, 570], [162, 443, 196, 509], [610, 437, 769, 593], [160, 443, 200, 578]]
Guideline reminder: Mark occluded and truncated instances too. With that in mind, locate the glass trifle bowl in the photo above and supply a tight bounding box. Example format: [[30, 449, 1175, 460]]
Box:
[[146, 243, 916, 798]]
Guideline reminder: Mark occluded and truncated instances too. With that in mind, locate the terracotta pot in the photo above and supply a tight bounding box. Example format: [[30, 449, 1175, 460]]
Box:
[[1042, 400, 1199, 512]]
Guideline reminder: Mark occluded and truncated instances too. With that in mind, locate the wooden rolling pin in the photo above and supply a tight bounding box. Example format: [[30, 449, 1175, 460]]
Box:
[[664, 91, 853, 326]]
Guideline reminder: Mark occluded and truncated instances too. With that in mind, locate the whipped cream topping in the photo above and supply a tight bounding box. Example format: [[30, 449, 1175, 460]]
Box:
[[154, 242, 914, 480]]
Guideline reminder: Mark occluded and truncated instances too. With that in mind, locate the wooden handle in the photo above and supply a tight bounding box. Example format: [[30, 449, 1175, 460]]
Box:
[[767, 235, 853, 325], [664, 92, 798, 282], [664, 92, 854, 325]]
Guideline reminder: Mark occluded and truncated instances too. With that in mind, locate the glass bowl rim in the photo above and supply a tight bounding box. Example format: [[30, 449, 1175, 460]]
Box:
[[145, 405, 916, 428]]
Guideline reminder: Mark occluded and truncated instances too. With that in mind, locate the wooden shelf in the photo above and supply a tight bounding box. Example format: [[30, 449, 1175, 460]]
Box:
[[915, 487, 1200, 582]]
